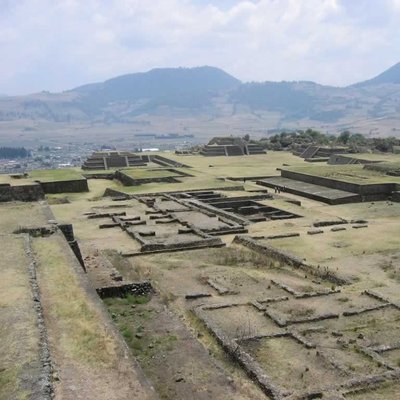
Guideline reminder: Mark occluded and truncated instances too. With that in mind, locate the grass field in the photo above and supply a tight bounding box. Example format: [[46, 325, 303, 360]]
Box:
[[28, 168, 84, 182], [343, 153, 400, 162], [282, 163, 400, 184], [0, 202, 48, 233], [161, 151, 306, 178]]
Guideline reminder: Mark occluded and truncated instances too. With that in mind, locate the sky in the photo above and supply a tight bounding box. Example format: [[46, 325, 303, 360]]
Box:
[[0, 0, 399, 95]]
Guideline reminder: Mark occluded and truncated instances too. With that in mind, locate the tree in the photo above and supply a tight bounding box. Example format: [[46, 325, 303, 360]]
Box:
[[338, 131, 351, 144]]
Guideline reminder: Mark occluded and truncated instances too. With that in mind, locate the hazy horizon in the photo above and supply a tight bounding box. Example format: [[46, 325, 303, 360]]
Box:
[[1, 0, 400, 95]]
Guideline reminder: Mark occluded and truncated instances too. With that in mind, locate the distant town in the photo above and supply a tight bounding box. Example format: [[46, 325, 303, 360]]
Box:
[[0, 134, 200, 173]]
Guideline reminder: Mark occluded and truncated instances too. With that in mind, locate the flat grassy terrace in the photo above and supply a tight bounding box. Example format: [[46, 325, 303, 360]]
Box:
[[149, 151, 306, 178], [28, 168, 84, 182], [119, 175, 237, 194], [342, 153, 400, 162], [0, 168, 84, 186], [282, 164, 400, 184]]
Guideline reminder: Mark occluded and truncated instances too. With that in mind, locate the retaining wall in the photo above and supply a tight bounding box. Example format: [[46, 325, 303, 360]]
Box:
[[150, 154, 191, 168], [58, 223, 86, 271], [96, 281, 153, 298], [392, 192, 400, 202], [0, 183, 44, 202], [115, 170, 182, 186], [233, 235, 304, 267], [39, 179, 89, 193]]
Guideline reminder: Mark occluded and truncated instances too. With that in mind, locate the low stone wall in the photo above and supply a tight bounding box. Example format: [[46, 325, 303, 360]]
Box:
[[313, 220, 348, 227], [392, 191, 400, 202], [103, 188, 127, 198], [150, 154, 191, 168], [14, 225, 56, 237], [0, 183, 44, 202], [39, 179, 89, 194], [234, 235, 348, 285], [141, 236, 223, 252], [83, 173, 115, 180], [233, 235, 304, 268], [189, 199, 250, 225], [96, 281, 153, 298], [23, 235, 54, 399]]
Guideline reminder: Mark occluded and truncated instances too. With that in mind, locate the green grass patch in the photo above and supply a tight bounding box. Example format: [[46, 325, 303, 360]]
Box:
[[0, 365, 29, 400], [103, 294, 151, 307], [29, 168, 83, 182]]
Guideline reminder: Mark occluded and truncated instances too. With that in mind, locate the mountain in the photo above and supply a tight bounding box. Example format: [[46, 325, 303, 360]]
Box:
[[353, 62, 400, 87], [73, 66, 240, 98], [70, 66, 241, 116], [0, 63, 399, 134]]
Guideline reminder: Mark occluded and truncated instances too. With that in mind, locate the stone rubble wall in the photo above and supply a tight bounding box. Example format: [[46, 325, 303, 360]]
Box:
[[234, 235, 348, 286], [96, 281, 153, 298], [0, 183, 44, 202]]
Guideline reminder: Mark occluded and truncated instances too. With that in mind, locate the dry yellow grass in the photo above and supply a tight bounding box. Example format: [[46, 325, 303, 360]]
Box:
[[0, 202, 48, 233], [0, 235, 38, 400], [33, 236, 117, 365]]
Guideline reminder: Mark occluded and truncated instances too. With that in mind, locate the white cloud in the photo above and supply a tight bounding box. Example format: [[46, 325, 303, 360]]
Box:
[[0, 0, 399, 94]]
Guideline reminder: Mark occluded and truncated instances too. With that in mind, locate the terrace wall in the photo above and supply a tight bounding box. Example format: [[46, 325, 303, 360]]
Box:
[[39, 179, 89, 193], [96, 281, 153, 298], [115, 170, 181, 186], [0, 183, 44, 202], [150, 155, 191, 168]]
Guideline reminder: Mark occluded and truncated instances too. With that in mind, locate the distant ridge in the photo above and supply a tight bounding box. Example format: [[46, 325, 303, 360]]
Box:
[[0, 63, 399, 127], [352, 62, 400, 87], [72, 66, 240, 100]]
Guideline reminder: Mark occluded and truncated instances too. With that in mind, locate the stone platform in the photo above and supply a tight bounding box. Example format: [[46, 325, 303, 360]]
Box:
[[257, 177, 361, 205]]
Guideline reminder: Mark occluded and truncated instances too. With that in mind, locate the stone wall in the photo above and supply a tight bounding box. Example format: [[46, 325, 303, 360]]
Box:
[[96, 281, 153, 298], [392, 191, 400, 202], [0, 183, 44, 202], [234, 235, 347, 285], [58, 223, 86, 271], [150, 155, 191, 168], [233, 235, 304, 267], [115, 170, 181, 186], [83, 173, 115, 180], [39, 179, 89, 194], [140, 237, 223, 252]]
